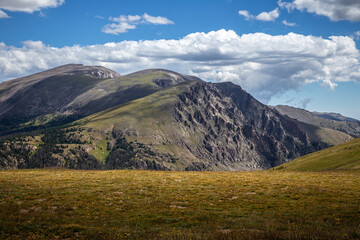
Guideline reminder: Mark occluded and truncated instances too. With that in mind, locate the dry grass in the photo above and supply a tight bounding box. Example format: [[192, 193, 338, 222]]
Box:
[[0, 169, 359, 239]]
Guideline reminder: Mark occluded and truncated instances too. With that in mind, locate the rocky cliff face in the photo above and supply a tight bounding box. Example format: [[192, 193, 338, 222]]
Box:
[[170, 82, 325, 170]]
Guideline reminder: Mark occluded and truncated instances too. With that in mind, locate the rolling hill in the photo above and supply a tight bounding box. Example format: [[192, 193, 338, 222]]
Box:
[[273, 137, 360, 171]]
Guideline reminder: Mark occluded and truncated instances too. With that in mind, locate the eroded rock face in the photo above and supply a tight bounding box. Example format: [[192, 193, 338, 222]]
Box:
[[172, 82, 326, 170], [80, 67, 119, 79]]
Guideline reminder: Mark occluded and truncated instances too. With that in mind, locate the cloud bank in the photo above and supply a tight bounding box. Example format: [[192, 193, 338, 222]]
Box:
[[102, 13, 174, 35], [0, 0, 64, 13], [1, 30, 359, 102], [278, 0, 360, 22]]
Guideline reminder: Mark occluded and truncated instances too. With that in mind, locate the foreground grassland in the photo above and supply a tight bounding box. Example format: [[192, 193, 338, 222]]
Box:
[[1, 170, 360, 239]]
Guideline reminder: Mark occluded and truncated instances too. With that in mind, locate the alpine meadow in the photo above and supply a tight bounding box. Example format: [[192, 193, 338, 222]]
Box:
[[1, 0, 360, 239]]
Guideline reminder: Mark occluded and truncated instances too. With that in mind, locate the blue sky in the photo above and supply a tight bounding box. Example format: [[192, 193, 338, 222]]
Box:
[[1, 0, 360, 119]]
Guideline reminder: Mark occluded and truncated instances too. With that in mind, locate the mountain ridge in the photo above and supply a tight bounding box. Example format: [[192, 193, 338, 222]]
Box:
[[0, 64, 355, 170], [273, 105, 360, 138]]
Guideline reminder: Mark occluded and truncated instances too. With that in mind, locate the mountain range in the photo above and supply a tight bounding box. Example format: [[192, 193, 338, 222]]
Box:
[[0, 64, 358, 170]]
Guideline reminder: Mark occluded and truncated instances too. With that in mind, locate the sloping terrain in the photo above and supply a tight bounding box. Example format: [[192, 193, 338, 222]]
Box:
[[296, 121, 352, 146], [273, 137, 360, 171], [274, 105, 359, 141]]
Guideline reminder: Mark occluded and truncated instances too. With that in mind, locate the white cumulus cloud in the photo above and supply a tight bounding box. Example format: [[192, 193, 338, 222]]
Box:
[[102, 22, 137, 34], [238, 10, 252, 20], [0, 0, 64, 13], [143, 13, 174, 25], [239, 8, 280, 22], [102, 13, 174, 35], [256, 8, 280, 22], [1, 30, 359, 103], [282, 20, 296, 26], [278, 0, 360, 22]]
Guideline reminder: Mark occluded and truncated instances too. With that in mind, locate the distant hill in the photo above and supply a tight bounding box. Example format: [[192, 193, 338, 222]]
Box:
[[272, 137, 360, 171], [313, 111, 360, 123], [273, 105, 360, 140]]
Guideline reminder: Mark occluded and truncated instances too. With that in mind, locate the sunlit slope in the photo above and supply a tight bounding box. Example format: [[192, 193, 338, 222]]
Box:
[[273, 137, 360, 171], [80, 81, 195, 131]]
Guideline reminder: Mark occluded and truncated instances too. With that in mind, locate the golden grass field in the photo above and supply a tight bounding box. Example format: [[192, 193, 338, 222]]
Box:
[[1, 169, 360, 239]]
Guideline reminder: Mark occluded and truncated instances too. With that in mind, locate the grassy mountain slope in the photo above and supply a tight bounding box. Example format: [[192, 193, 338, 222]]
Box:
[[273, 137, 360, 171], [67, 69, 200, 116], [0, 64, 119, 105], [0, 65, 198, 135], [0, 64, 119, 134]]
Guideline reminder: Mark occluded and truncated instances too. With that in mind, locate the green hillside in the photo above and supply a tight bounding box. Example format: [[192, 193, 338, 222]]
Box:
[[0, 65, 197, 135], [81, 80, 194, 130], [273, 137, 360, 171]]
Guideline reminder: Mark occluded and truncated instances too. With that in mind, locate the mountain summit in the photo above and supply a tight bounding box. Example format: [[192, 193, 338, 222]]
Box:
[[0, 65, 353, 170]]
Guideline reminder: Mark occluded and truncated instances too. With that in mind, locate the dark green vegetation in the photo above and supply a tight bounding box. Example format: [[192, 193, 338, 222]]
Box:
[[273, 137, 360, 171], [0, 169, 359, 239], [0, 64, 357, 170]]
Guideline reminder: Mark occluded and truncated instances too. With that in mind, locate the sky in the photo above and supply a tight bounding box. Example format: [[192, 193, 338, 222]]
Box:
[[1, 0, 360, 119]]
